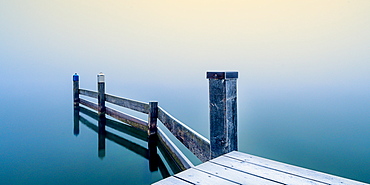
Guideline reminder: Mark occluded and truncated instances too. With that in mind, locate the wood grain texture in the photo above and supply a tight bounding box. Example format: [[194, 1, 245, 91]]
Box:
[[194, 162, 280, 185], [105, 94, 149, 114], [175, 168, 238, 185], [80, 98, 148, 132], [79, 89, 98, 99], [157, 127, 194, 171], [152, 177, 193, 185], [158, 107, 210, 162], [154, 151, 369, 185], [226, 151, 369, 185], [208, 77, 237, 159]]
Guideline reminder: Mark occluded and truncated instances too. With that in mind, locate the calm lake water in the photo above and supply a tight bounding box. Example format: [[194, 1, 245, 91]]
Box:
[[0, 73, 368, 184], [2, 1, 369, 184]]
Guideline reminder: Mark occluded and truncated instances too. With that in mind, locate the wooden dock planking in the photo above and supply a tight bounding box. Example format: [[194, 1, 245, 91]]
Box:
[[175, 168, 239, 185], [153, 151, 369, 185], [154, 177, 193, 185], [225, 151, 368, 185], [212, 154, 325, 185], [194, 161, 280, 185]]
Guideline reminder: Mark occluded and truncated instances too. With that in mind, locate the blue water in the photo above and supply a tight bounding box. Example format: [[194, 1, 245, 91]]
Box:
[[0, 72, 368, 184], [0, 81, 168, 184]]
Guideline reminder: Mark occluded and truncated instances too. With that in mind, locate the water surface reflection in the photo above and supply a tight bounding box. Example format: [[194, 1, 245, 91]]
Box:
[[74, 105, 183, 180]]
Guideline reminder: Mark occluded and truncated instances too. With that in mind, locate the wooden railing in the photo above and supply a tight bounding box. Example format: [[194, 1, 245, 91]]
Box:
[[72, 71, 238, 171]]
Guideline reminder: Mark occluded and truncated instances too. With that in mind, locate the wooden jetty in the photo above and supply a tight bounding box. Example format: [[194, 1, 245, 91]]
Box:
[[153, 151, 368, 185], [72, 71, 369, 185]]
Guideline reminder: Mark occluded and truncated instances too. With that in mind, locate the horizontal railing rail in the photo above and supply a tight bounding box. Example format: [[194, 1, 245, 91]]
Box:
[[79, 89, 98, 99], [77, 107, 171, 177], [105, 94, 149, 114], [158, 107, 210, 162], [80, 98, 148, 132], [72, 71, 239, 171], [78, 91, 197, 170], [78, 89, 210, 163]]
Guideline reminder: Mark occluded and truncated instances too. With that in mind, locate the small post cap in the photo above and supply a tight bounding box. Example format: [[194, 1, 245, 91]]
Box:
[[97, 72, 105, 83], [206, 71, 238, 79], [73, 73, 79, 81]]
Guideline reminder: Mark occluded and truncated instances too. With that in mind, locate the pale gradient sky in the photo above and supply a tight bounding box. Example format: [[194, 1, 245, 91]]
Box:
[[1, 1, 370, 182], [1, 0, 369, 87]]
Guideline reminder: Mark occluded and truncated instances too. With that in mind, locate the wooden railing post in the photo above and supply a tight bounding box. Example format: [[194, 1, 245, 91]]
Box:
[[97, 72, 106, 116], [97, 72, 106, 159], [148, 101, 159, 171], [207, 71, 238, 159], [73, 73, 79, 106], [148, 101, 158, 135]]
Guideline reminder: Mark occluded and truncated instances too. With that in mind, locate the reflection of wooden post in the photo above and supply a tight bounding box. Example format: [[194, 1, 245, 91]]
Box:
[[73, 73, 79, 106], [98, 115, 106, 159], [73, 106, 80, 136], [97, 72, 106, 116], [148, 134, 159, 172], [207, 71, 238, 159], [148, 101, 158, 135]]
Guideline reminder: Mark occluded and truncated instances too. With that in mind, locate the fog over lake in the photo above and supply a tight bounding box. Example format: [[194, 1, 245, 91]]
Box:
[[1, 1, 369, 184]]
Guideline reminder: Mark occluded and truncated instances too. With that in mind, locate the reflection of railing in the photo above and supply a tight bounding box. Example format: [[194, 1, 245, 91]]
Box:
[[72, 71, 238, 171], [74, 106, 182, 176]]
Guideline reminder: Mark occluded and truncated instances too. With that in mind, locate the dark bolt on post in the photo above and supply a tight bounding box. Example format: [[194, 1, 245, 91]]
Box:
[[73, 73, 79, 106], [207, 71, 238, 159], [97, 72, 106, 117], [148, 101, 158, 136]]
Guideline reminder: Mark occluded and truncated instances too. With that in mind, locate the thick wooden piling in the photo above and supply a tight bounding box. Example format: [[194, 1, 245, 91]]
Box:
[[73, 73, 79, 106], [148, 101, 158, 135], [207, 71, 238, 159]]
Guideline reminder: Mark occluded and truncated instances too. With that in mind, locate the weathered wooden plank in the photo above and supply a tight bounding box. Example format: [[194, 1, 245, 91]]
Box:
[[79, 89, 98, 99], [211, 155, 327, 185], [174, 168, 238, 185], [157, 127, 194, 171], [80, 98, 98, 111], [106, 106, 148, 132], [226, 151, 369, 185], [194, 162, 280, 185], [105, 94, 149, 114], [152, 176, 192, 185], [79, 106, 148, 142], [80, 98, 148, 132], [158, 107, 210, 162]]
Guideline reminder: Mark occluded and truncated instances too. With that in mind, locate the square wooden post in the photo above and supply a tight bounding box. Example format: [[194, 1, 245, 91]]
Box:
[[207, 71, 238, 159], [73, 73, 79, 106], [73, 73, 80, 136], [97, 72, 106, 116], [148, 101, 158, 135]]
